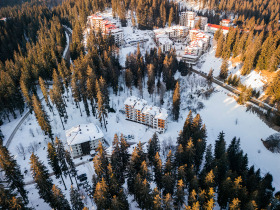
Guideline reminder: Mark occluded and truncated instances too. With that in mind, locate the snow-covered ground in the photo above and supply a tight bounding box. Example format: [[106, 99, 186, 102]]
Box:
[[1, 8, 279, 209], [1, 69, 280, 209], [196, 41, 267, 94]]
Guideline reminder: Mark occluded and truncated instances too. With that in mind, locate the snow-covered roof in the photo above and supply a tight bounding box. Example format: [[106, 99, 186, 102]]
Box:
[[158, 37, 173, 45], [154, 108, 168, 120], [124, 96, 168, 120], [66, 123, 104, 146], [124, 96, 138, 106], [134, 99, 148, 110]]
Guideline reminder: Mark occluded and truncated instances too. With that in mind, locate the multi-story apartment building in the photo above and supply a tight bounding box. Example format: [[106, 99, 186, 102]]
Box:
[[87, 15, 124, 46], [180, 11, 208, 30], [124, 96, 168, 133], [182, 29, 210, 65], [66, 123, 108, 158]]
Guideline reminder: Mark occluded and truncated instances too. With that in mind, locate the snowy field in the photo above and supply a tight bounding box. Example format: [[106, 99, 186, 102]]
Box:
[[1, 69, 280, 208], [196, 40, 267, 94], [1, 8, 279, 209]]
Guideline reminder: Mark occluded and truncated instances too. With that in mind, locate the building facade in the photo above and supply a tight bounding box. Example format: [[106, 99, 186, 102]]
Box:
[[180, 11, 208, 30], [124, 96, 168, 133], [66, 123, 107, 158], [87, 15, 124, 46]]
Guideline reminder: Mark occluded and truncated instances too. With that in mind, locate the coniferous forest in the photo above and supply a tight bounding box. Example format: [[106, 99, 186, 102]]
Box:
[[0, 0, 280, 209]]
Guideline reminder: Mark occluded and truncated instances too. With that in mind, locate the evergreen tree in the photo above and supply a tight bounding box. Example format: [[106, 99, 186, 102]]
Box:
[[93, 141, 109, 181], [86, 65, 97, 116], [168, 7, 174, 27], [65, 150, 78, 186], [29, 153, 54, 207], [94, 178, 110, 209], [215, 34, 224, 58], [163, 193, 173, 210], [174, 179, 185, 209], [39, 77, 52, 112], [207, 68, 214, 84], [55, 137, 71, 188], [152, 187, 162, 210], [47, 142, 66, 189], [147, 132, 160, 165], [32, 94, 53, 140], [96, 80, 107, 131], [162, 150, 175, 195], [0, 140, 28, 203], [219, 59, 229, 80], [51, 184, 71, 209], [172, 81, 180, 121], [70, 186, 84, 210]]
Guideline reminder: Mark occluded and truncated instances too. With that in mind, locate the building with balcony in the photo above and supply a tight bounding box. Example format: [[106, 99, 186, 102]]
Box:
[[124, 96, 168, 133]]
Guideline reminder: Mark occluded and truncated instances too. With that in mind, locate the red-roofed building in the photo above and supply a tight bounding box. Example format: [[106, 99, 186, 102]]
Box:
[[206, 24, 229, 34], [87, 14, 124, 46], [220, 19, 232, 27]]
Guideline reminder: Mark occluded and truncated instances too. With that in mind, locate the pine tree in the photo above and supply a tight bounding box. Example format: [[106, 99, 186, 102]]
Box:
[[32, 94, 53, 140], [0, 186, 26, 209], [168, 7, 174, 27], [219, 59, 229, 80], [94, 178, 110, 209], [55, 137, 70, 188], [162, 150, 175, 195], [96, 80, 107, 131], [50, 71, 68, 129], [172, 81, 180, 121], [215, 34, 224, 58], [0, 140, 28, 203], [174, 179, 185, 209], [70, 186, 84, 210], [163, 193, 173, 210], [93, 141, 109, 181], [207, 68, 214, 84], [20, 77, 32, 112], [147, 132, 160, 165], [152, 187, 162, 210], [29, 153, 54, 206], [127, 142, 145, 194], [65, 150, 78, 186], [147, 64, 155, 98], [47, 142, 66, 189], [86, 65, 97, 116], [39, 77, 52, 112], [51, 184, 71, 209]]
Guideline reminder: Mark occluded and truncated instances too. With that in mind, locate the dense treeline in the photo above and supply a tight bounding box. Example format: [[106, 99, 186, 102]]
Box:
[[90, 113, 279, 209], [0, 15, 65, 123], [198, 0, 279, 28], [214, 27, 280, 111]]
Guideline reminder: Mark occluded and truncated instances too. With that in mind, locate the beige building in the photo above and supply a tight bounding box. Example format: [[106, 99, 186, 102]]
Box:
[[124, 96, 168, 133]]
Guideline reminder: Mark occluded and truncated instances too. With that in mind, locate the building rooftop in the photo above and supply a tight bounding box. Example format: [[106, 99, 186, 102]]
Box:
[[66, 123, 104, 146], [207, 23, 229, 31], [124, 96, 138, 106], [134, 99, 148, 110]]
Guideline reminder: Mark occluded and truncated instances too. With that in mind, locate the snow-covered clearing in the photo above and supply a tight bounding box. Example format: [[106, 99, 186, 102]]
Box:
[[1, 68, 280, 208], [196, 40, 267, 94], [1, 8, 279, 210]]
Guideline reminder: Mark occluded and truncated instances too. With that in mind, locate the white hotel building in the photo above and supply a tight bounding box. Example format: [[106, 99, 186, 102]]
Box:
[[124, 96, 168, 133]]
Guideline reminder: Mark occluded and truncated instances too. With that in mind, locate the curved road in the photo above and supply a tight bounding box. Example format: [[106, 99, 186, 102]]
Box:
[[5, 26, 72, 148]]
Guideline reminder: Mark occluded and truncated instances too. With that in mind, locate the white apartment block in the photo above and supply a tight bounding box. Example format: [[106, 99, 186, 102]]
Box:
[[180, 11, 208, 30], [66, 123, 107, 158], [155, 34, 173, 52], [124, 96, 168, 133]]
